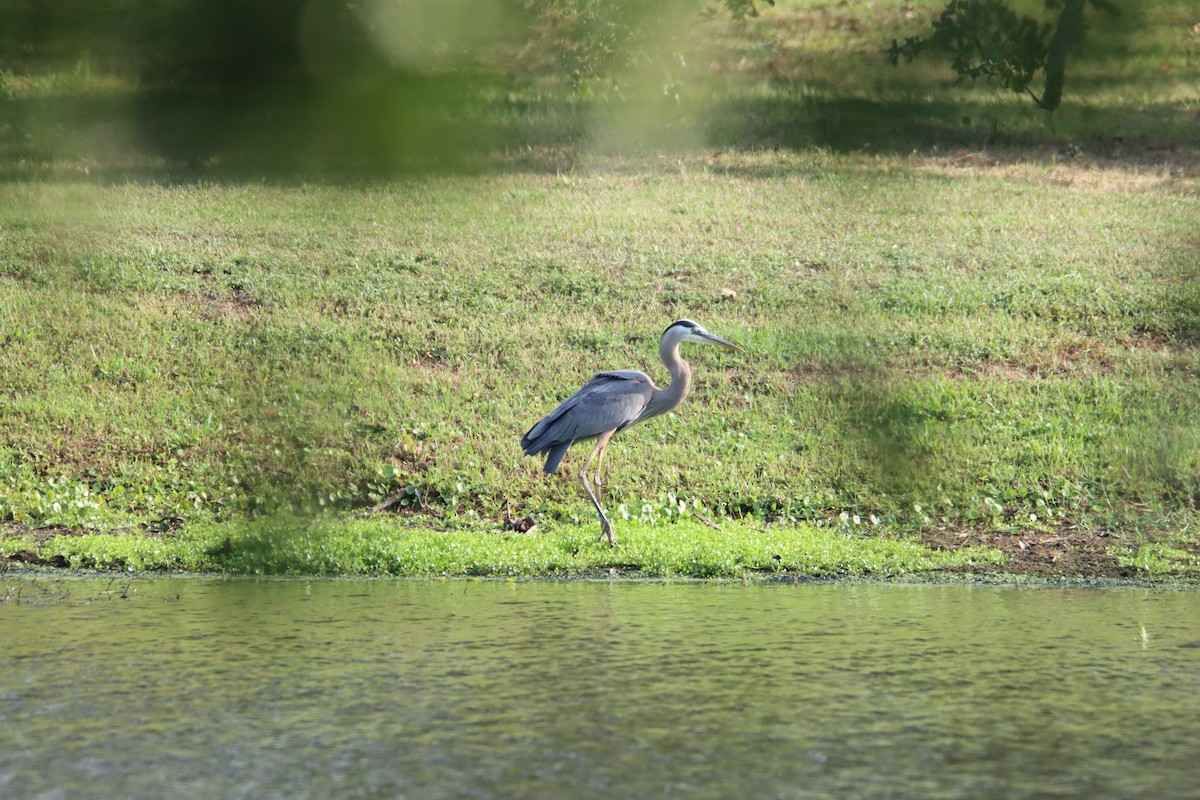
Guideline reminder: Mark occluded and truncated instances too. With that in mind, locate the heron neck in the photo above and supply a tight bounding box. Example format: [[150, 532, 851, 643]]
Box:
[[654, 335, 692, 413]]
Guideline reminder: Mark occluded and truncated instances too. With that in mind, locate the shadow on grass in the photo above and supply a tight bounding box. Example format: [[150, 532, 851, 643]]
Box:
[[203, 514, 324, 575], [0, 79, 593, 185], [6, 88, 1196, 187], [7, 88, 1197, 188], [704, 91, 1200, 170]]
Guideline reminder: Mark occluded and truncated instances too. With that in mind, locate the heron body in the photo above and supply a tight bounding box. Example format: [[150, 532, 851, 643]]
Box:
[[521, 319, 743, 544]]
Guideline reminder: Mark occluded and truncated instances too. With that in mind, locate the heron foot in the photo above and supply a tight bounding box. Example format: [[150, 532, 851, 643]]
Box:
[[597, 513, 617, 546]]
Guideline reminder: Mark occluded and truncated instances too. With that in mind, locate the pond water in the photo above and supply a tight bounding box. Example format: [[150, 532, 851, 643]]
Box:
[[2, 577, 1199, 799]]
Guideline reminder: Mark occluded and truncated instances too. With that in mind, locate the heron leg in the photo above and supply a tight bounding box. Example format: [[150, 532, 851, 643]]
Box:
[[594, 436, 609, 505], [579, 430, 616, 545]]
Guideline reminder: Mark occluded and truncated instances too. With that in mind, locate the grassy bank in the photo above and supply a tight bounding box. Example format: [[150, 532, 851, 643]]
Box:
[[2, 1, 1199, 579]]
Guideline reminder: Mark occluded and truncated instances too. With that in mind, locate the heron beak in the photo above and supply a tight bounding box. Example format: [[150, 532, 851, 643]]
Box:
[[702, 331, 745, 352]]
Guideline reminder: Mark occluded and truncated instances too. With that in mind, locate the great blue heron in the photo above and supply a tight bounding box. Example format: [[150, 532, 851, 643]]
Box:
[[521, 319, 743, 544]]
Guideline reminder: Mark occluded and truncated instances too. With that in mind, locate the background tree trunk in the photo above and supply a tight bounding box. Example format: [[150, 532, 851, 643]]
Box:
[[1039, 0, 1086, 110]]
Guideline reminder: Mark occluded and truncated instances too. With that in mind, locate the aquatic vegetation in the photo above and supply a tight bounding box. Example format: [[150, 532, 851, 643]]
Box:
[[1115, 542, 1200, 577]]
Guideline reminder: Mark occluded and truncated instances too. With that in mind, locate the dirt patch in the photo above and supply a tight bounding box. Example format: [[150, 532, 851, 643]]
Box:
[[914, 144, 1200, 192], [177, 287, 261, 322], [922, 526, 1140, 579], [0, 523, 85, 568], [945, 362, 1043, 381], [947, 356, 1114, 381], [1, 522, 85, 545], [3, 550, 70, 568], [1, 519, 181, 569]]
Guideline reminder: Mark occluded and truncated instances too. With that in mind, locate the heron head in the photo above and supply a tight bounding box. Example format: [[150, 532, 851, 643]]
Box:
[[663, 319, 744, 352]]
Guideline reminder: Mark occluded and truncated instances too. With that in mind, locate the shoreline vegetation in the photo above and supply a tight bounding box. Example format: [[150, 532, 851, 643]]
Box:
[[2, 1, 1199, 582], [2, 514, 1191, 582], [3, 519, 1196, 584]]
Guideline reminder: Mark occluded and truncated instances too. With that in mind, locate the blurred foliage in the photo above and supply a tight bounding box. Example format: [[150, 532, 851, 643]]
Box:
[[0, 0, 759, 172], [0, 0, 763, 88]]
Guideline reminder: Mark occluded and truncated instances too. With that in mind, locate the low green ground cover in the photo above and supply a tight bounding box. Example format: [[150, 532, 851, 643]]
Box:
[[1, 1, 1198, 578], [0, 517, 1003, 578]]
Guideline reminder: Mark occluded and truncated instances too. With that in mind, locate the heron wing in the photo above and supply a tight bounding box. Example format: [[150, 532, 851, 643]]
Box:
[[521, 370, 654, 457]]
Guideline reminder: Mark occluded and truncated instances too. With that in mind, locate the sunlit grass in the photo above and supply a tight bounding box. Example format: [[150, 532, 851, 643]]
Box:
[[0, 517, 1005, 578]]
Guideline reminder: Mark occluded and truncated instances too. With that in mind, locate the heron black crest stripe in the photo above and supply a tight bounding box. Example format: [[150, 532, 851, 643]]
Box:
[[663, 319, 699, 336]]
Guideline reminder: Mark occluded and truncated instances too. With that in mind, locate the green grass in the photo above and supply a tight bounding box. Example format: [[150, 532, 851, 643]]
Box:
[[1, 0, 1198, 578], [5, 164, 1196, 531], [0, 516, 1004, 578]]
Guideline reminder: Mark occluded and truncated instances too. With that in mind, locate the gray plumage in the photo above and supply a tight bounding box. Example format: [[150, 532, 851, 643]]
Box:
[[521, 370, 653, 473], [521, 319, 743, 544]]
